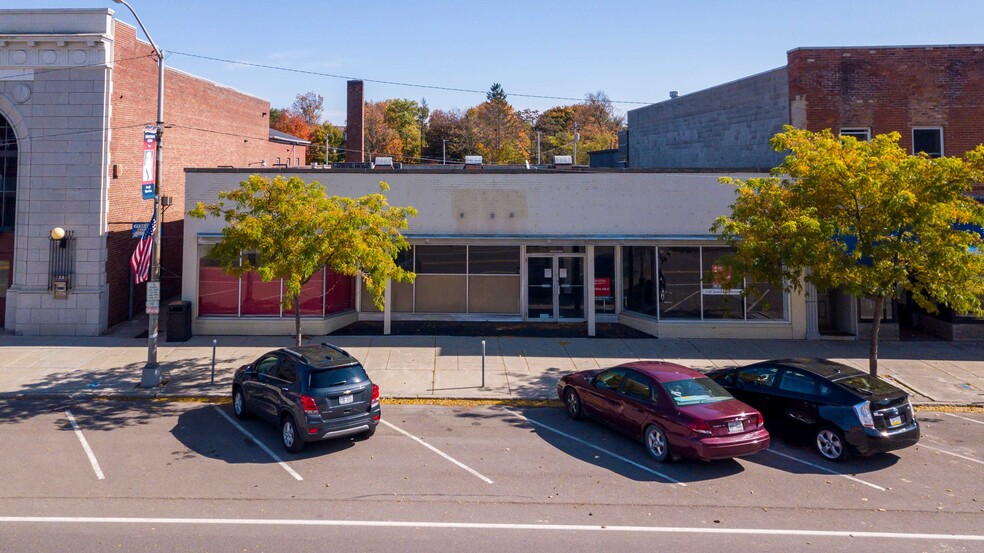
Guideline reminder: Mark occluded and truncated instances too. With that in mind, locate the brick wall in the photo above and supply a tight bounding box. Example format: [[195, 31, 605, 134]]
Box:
[[787, 46, 984, 157], [108, 21, 305, 327]]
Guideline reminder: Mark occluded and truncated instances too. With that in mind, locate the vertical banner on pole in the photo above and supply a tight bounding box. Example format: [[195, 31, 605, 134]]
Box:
[[141, 127, 157, 200]]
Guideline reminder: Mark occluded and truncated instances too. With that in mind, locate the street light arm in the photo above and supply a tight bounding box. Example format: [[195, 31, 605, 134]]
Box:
[[112, 0, 163, 59]]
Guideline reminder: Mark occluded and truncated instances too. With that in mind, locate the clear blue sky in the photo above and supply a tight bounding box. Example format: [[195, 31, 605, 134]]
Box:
[[8, 1, 984, 123]]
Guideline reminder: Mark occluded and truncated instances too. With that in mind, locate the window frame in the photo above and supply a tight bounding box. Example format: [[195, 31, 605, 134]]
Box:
[[839, 127, 871, 142], [912, 127, 944, 158]]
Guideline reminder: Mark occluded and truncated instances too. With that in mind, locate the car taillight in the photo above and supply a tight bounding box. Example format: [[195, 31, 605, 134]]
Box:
[[753, 412, 764, 429], [853, 400, 875, 429], [300, 394, 319, 414], [371, 384, 380, 404], [688, 419, 713, 435]]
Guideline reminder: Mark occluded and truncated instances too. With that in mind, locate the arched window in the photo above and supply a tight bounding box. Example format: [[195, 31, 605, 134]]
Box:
[[0, 113, 16, 230]]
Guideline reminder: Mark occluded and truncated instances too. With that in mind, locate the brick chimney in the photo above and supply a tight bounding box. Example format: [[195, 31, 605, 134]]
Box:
[[345, 80, 364, 163]]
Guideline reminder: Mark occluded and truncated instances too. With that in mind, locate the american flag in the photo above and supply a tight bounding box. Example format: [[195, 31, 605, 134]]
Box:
[[130, 211, 156, 284]]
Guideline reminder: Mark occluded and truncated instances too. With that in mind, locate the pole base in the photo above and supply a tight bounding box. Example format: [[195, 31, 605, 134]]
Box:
[[140, 362, 162, 388]]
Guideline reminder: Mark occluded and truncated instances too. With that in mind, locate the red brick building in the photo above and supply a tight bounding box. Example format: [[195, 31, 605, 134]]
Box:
[[0, 9, 306, 335], [626, 45, 984, 340]]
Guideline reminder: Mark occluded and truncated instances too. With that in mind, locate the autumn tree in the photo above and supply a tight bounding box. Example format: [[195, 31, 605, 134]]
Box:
[[713, 127, 984, 376], [189, 175, 417, 346], [465, 84, 528, 164], [385, 99, 426, 161], [364, 100, 403, 161], [292, 92, 323, 127], [269, 91, 325, 143], [422, 109, 467, 163], [308, 122, 345, 165]]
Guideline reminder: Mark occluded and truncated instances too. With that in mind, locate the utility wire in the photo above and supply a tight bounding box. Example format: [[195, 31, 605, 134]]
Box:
[[168, 50, 654, 106]]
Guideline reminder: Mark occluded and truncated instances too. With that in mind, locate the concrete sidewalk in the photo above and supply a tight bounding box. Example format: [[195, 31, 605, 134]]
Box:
[[0, 326, 981, 406]]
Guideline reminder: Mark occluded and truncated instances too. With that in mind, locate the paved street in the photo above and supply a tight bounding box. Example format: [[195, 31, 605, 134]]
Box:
[[1, 401, 982, 552]]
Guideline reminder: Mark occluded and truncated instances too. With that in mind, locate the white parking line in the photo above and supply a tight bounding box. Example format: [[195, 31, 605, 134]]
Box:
[[765, 449, 886, 491], [65, 411, 104, 480], [919, 442, 984, 466], [2, 516, 983, 541], [504, 410, 686, 487], [211, 406, 303, 481], [380, 420, 493, 484], [945, 413, 984, 426]]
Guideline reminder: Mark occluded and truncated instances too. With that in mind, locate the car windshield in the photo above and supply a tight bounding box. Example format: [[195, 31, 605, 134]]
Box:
[[835, 374, 899, 396], [309, 364, 369, 389], [663, 377, 733, 406]]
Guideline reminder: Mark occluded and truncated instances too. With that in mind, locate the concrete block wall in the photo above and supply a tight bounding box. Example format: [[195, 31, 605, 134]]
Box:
[[627, 68, 789, 170]]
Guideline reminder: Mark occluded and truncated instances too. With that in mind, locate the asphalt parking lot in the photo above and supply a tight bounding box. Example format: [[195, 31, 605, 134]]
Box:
[[1, 401, 983, 552]]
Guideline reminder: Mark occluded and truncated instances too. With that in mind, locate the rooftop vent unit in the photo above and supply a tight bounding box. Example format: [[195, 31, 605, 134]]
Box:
[[464, 155, 483, 165], [669, 90, 679, 99], [553, 155, 573, 166], [374, 156, 393, 167]]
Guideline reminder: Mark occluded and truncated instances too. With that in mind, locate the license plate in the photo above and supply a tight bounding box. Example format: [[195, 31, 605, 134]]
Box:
[[728, 420, 744, 433], [889, 415, 902, 427], [338, 394, 354, 405]]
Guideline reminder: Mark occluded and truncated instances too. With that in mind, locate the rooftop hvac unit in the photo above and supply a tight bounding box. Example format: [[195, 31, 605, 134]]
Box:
[[553, 155, 573, 165], [374, 156, 394, 167], [464, 155, 483, 165]]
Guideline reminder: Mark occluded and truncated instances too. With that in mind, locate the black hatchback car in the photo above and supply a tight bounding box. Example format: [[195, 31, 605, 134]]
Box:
[[232, 343, 380, 452], [707, 358, 919, 461]]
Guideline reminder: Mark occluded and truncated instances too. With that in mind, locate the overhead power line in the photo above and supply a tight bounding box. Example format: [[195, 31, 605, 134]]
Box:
[[168, 50, 655, 106]]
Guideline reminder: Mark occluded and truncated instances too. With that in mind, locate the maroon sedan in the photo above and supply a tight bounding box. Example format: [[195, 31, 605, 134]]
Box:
[[557, 362, 769, 462]]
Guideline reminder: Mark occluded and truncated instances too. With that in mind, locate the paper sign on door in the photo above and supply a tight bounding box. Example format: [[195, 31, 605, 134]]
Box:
[[559, 269, 567, 278], [544, 269, 552, 278]]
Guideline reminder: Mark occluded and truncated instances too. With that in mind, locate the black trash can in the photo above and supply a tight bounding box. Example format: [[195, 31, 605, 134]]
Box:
[[166, 300, 193, 342]]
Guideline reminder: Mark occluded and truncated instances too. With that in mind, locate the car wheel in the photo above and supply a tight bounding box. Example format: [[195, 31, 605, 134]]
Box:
[[232, 387, 249, 420], [564, 388, 583, 420], [281, 415, 304, 453], [815, 426, 848, 462], [645, 424, 672, 463], [359, 424, 377, 440]]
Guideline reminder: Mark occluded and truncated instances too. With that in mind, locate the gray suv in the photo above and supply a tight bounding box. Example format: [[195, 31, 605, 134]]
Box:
[[232, 343, 380, 452]]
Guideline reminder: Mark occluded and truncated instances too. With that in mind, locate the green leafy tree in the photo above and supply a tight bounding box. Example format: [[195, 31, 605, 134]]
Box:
[[713, 127, 984, 376], [189, 175, 417, 345], [385, 99, 425, 161], [308, 122, 345, 165]]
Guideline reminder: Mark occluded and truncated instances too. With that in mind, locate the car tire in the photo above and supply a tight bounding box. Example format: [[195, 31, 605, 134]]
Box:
[[815, 426, 849, 462], [359, 424, 377, 440], [281, 415, 304, 453], [564, 388, 583, 420], [645, 424, 672, 463], [232, 387, 250, 420]]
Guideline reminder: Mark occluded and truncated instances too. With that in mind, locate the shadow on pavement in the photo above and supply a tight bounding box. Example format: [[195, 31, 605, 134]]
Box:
[[454, 405, 746, 484], [0, 398, 187, 431], [170, 405, 362, 464]]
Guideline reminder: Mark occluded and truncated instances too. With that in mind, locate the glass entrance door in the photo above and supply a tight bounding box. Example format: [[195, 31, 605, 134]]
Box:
[[526, 256, 584, 320]]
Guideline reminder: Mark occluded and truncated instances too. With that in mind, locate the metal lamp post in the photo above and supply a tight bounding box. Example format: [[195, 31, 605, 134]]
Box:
[[114, 0, 165, 387]]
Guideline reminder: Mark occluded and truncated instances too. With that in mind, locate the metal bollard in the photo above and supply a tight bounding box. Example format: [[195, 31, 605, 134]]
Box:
[[481, 340, 486, 389], [211, 339, 217, 385]]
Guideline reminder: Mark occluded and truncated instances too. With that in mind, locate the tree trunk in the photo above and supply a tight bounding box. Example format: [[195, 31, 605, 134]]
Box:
[[868, 295, 883, 378], [294, 294, 302, 347]]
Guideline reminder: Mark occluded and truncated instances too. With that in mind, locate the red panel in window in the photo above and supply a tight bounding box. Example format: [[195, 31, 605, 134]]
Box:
[[241, 272, 281, 315], [198, 266, 238, 315], [298, 269, 324, 315], [325, 270, 354, 314]]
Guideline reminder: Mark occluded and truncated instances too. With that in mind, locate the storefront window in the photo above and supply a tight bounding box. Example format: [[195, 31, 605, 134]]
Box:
[[469, 246, 520, 274], [415, 245, 466, 312], [198, 247, 238, 316], [622, 246, 657, 316], [198, 246, 354, 318], [594, 246, 615, 314], [659, 247, 701, 319], [701, 248, 744, 320]]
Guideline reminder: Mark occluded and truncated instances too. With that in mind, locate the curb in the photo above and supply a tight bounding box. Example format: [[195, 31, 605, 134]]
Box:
[[1, 390, 981, 411]]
